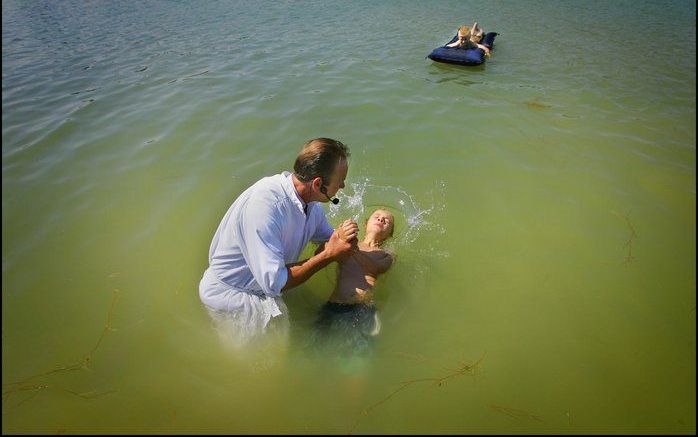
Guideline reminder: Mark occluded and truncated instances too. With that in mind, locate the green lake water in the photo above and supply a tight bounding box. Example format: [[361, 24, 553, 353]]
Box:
[[2, 0, 695, 433]]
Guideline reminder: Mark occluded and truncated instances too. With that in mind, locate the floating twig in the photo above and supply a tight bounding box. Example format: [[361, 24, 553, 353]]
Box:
[[612, 211, 637, 264], [488, 404, 544, 422], [349, 351, 485, 433], [2, 289, 120, 409]]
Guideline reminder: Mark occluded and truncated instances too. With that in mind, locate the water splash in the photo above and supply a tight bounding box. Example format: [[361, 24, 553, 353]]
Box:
[[327, 177, 447, 257]]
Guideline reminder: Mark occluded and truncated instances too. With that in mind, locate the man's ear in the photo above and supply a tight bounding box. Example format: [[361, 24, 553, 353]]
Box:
[[311, 177, 323, 191]]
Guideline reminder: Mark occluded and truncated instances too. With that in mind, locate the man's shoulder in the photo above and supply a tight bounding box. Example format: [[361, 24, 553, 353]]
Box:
[[243, 173, 308, 224], [247, 174, 289, 203], [250, 173, 285, 191]]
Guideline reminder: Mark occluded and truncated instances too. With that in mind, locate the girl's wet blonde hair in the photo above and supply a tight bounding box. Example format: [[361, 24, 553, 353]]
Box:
[[470, 24, 484, 43], [457, 25, 471, 38]]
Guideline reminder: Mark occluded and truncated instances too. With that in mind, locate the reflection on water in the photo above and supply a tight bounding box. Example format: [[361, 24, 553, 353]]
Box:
[[427, 63, 485, 86]]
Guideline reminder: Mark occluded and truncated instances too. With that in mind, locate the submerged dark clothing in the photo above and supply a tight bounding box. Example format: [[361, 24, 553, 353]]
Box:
[[311, 302, 380, 358]]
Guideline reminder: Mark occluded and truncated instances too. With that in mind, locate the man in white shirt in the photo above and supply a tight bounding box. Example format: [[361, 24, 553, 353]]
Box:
[[199, 138, 359, 349]]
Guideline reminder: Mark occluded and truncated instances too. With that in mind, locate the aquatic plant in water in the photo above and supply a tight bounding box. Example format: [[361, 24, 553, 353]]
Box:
[[2, 288, 120, 410]]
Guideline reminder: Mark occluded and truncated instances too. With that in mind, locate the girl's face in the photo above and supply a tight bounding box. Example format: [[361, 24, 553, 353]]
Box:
[[366, 210, 394, 240]]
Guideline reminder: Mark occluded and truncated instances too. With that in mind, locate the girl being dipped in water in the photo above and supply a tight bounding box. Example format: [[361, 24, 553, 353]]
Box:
[[311, 209, 396, 362]]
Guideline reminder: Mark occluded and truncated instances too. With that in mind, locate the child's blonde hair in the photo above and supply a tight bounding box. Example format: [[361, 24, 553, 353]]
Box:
[[470, 22, 484, 43], [457, 25, 471, 38]]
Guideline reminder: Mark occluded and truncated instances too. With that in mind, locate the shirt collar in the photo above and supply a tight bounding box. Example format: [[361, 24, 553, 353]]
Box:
[[282, 171, 307, 215]]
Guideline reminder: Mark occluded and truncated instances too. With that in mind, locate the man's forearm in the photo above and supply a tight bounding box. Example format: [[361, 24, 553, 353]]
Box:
[[281, 250, 334, 291]]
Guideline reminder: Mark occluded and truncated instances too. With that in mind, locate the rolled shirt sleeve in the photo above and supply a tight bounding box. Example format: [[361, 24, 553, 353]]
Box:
[[237, 201, 288, 297]]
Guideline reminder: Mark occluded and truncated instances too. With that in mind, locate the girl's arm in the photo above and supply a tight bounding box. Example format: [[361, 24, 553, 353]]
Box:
[[446, 31, 462, 48], [477, 43, 491, 54]]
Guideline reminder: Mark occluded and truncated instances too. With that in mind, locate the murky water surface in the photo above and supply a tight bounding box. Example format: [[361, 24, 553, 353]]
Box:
[[3, 0, 695, 433]]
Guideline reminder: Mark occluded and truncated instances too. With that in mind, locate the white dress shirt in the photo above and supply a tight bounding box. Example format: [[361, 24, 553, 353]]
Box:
[[199, 171, 334, 344]]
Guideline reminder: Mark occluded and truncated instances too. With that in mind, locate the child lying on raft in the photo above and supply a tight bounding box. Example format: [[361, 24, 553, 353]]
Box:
[[446, 23, 491, 55]]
